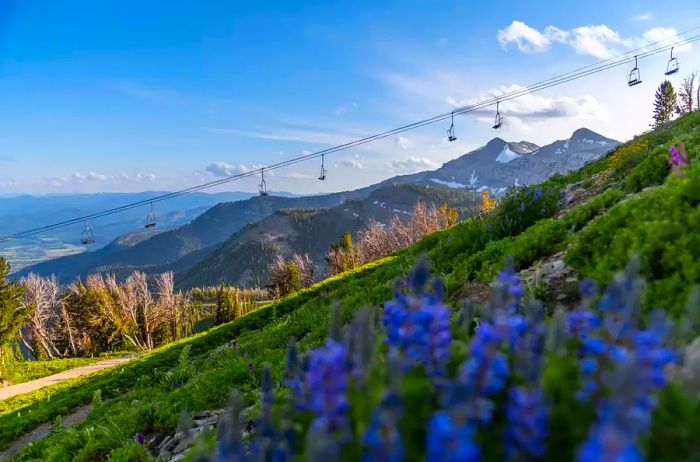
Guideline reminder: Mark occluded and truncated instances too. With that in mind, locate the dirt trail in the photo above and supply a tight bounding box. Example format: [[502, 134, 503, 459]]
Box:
[[0, 354, 137, 401], [0, 404, 91, 460]]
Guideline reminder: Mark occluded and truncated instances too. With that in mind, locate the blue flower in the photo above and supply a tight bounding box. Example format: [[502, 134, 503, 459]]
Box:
[[383, 260, 452, 382], [506, 387, 548, 459], [425, 409, 480, 462], [363, 391, 404, 462], [533, 188, 542, 201], [305, 339, 350, 438]]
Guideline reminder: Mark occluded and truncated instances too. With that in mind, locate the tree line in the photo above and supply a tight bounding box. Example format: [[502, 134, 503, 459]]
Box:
[[266, 201, 459, 298], [0, 259, 266, 380]]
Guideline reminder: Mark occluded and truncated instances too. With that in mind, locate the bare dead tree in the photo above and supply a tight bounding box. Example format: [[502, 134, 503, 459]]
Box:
[[19, 274, 62, 359], [155, 272, 188, 342], [290, 253, 315, 288], [677, 72, 697, 115]]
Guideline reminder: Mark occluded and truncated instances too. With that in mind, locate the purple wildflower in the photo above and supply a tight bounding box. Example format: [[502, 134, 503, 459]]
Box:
[[575, 263, 678, 461], [244, 352, 255, 376], [215, 391, 246, 462], [134, 433, 145, 445], [305, 339, 350, 440], [425, 408, 480, 462], [506, 305, 548, 460], [533, 187, 542, 201], [362, 360, 404, 462], [506, 387, 548, 459], [668, 143, 689, 176], [383, 258, 452, 383]]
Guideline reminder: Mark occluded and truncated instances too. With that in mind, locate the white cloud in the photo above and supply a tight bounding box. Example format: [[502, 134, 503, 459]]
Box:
[[641, 27, 693, 53], [456, 84, 607, 130], [568, 25, 630, 59], [544, 26, 569, 44], [631, 11, 653, 21], [283, 171, 312, 180], [301, 149, 313, 156], [72, 171, 107, 182], [341, 158, 363, 169], [205, 162, 250, 177], [394, 136, 413, 150], [118, 171, 157, 182], [497, 21, 690, 59], [388, 156, 439, 172], [246, 128, 354, 146], [497, 21, 552, 52]]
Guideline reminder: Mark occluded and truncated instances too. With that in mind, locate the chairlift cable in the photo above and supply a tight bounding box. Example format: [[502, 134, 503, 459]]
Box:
[[2, 32, 700, 243]]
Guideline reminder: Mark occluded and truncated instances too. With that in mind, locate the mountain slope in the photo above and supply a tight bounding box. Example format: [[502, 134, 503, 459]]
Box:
[[177, 183, 478, 288], [379, 127, 618, 193], [17, 188, 374, 281], [0, 191, 257, 272], [17, 127, 616, 282], [8, 112, 700, 461]]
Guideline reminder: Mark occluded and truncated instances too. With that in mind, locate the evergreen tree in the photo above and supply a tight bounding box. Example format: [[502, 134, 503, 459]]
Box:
[[0, 258, 30, 378], [215, 284, 238, 325], [653, 80, 678, 128]]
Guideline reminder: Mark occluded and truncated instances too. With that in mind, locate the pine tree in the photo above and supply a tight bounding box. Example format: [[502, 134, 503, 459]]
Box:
[[653, 80, 678, 128], [0, 258, 30, 378]]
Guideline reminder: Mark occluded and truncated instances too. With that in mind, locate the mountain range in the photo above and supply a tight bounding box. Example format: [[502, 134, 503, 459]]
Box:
[[13, 128, 618, 285]]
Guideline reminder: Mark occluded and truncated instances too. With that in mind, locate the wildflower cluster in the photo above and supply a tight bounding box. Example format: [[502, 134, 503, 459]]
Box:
[[570, 259, 678, 461], [198, 256, 684, 462], [382, 257, 452, 383]]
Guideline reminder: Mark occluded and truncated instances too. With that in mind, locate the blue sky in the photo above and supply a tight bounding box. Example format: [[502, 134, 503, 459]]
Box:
[[1, 0, 699, 194]]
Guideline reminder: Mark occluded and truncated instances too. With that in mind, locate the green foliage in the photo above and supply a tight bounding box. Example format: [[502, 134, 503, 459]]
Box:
[[106, 442, 154, 462], [50, 415, 63, 436], [0, 258, 29, 380], [162, 345, 192, 389], [653, 80, 678, 128], [566, 162, 700, 317], [92, 389, 103, 409]]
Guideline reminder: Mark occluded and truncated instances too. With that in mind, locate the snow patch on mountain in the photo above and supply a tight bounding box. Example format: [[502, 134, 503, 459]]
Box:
[[430, 178, 466, 188], [496, 144, 521, 163]]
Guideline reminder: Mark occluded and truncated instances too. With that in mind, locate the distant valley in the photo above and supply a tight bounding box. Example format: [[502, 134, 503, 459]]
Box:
[[12, 128, 618, 286]]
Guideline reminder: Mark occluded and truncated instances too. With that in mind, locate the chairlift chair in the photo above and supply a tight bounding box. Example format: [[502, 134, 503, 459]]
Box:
[[318, 154, 327, 180], [665, 47, 679, 76], [258, 168, 269, 196], [144, 202, 157, 229], [628, 56, 642, 86], [81, 220, 95, 245], [446, 112, 457, 142], [493, 102, 503, 130]]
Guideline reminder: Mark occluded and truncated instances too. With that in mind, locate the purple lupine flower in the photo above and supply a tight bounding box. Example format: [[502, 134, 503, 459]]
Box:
[[382, 258, 452, 383], [305, 339, 350, 440], [668, 144, 689, 176], [134, 433, 145, 445], [362, 391, 404, 462], [244, 352, 255, 377], [363, 356, 404, 462], [505, 387, 548, 459], [425, 408, 480, 462], [533, 187, 542, 201], [215, 391, 247, 462], [506, 307, 548, 460], [575, 264, 678, 461]]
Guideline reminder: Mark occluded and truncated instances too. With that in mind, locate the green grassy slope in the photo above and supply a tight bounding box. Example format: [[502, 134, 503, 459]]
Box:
[[5, 112, 700, 460]]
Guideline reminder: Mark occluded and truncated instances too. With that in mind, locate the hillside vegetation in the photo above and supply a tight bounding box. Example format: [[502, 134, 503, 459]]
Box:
[[3, 112, 700, 461]]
